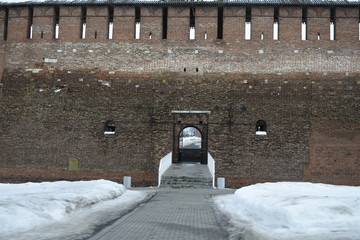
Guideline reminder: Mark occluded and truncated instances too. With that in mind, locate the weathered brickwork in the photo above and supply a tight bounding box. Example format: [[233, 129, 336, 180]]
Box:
[[0, 3, 359, 187]]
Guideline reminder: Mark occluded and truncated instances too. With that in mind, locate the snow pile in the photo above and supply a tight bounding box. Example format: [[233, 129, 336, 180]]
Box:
[[181, 136, 201, 149], [0, 180, 147, 240], [215, 182, 360, 240]]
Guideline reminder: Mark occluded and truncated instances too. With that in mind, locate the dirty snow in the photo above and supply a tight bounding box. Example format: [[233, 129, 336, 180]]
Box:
[[214, 182, 360, 240], [0, 180, 147, 240]]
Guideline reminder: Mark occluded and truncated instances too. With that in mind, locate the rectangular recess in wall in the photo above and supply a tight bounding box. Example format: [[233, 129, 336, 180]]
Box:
[[81, 6, 87, 39], [330, 7, 336, 41], [3, 8, 8, 40], [273, 22, 279, 40], [189, 7, 195, 40], [330, 22, 335, 41], [135, 6, 140, 39], [245, 6, 251, 40], [108, 6, 114, 39], [301, 23, 307, 40], [162, 7, 168, 39], [273, 7, 279, 40], [54, 6, 60, 39], [217, 7, 223, 40], [302, 7, 307, 40], [28, 6, 33, 39]]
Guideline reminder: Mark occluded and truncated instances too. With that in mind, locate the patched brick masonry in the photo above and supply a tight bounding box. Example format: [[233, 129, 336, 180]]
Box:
[[1, 69, 360, 187], [0, 5, 360, 187]]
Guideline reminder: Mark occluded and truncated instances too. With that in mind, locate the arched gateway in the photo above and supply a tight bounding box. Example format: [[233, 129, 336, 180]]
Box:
[[171, 111, 210, 165]]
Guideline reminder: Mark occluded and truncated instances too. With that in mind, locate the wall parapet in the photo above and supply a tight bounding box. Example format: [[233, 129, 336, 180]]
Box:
[[0, 5, 359, 43]]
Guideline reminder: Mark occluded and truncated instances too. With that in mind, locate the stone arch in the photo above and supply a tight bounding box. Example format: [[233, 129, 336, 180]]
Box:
[[307, 8, 318, 18], [178, 126, 203, 162], [172, 111, 210, 164], [281, 8, 290, 17], [320, 8, 330, 18], [336, 8, 347, 18], [290, 8, 302, 18]]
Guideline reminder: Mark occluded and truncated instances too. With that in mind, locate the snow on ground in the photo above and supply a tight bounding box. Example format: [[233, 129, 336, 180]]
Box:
[[0, 180, 148, 240], [214, 182, 360, 240], [181, 136, 201, 149]]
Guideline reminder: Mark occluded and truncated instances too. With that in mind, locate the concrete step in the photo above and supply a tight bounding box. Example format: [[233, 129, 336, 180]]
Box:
[[160, 163, 213, 188]]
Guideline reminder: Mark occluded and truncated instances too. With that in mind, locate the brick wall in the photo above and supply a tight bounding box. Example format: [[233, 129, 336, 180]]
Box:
[[223, 6, 245, 41], [167, 7, 189, 40], [252, 6, 274, 41], [195, 6, 217, 41], [307, 7, 330, 41], [59, 6, 82, 40], [336, 7, 359, 42], [1, 70, 359, 187], [0, 4, 359, 187], [279, 7, 302, 41], [141, 6, 162, 41], [86, 6, 108, 40], [7, 7, 29, 41], [32, 6, 54, 40], [113, 6, 134, 40]]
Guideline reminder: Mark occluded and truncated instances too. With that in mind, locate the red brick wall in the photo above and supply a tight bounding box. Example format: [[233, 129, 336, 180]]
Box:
[[0, 167, 157, 186], [141, 7, 162, 41], [306, 120, 360, 186], [59, 6, 82, 41], [7, 7, 29, 41], [279, 7, 302, 41], [307, 7, 330, 41], [195, 6, 217, 41], [252, 6, 274, 41], [32, 6, 54, 40], [0, 9, 4, 79], [336, 7, 359, 42], [86, 6, 108, 40], [223, 6, 245, 41], [167, 7, 189, 40], [0, 8, 6, 40], [113, 6, 134, 40]]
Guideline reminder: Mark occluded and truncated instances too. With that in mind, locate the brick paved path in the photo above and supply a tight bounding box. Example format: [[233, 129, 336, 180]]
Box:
[[88, 188, 235, 240]]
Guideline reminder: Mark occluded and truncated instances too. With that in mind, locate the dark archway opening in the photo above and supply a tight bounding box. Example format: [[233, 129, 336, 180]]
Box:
[[179, 126, 203, 163], [172, 111, 209, 164]]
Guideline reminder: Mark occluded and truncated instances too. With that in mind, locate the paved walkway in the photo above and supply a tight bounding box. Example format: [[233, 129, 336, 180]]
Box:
[[88, 188, 235, 240]]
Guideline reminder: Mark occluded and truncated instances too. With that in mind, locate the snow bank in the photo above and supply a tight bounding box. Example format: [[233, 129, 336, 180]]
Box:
[[181, 136, 201, 149], [0, 180, 147, 240], [215, 182, 360, 240]]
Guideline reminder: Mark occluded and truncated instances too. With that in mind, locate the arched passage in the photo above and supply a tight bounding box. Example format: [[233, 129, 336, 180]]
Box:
[[179, 126, 203, 163], [171, 110, 210, 164]]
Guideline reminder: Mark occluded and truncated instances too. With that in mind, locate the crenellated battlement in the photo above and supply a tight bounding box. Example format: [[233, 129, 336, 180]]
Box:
[[0, 4, 359, 42]]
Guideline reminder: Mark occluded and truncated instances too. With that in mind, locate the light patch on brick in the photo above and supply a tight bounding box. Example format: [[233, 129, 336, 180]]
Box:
[[44, 58, 58, 63], [32, 69, 42, 73]]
